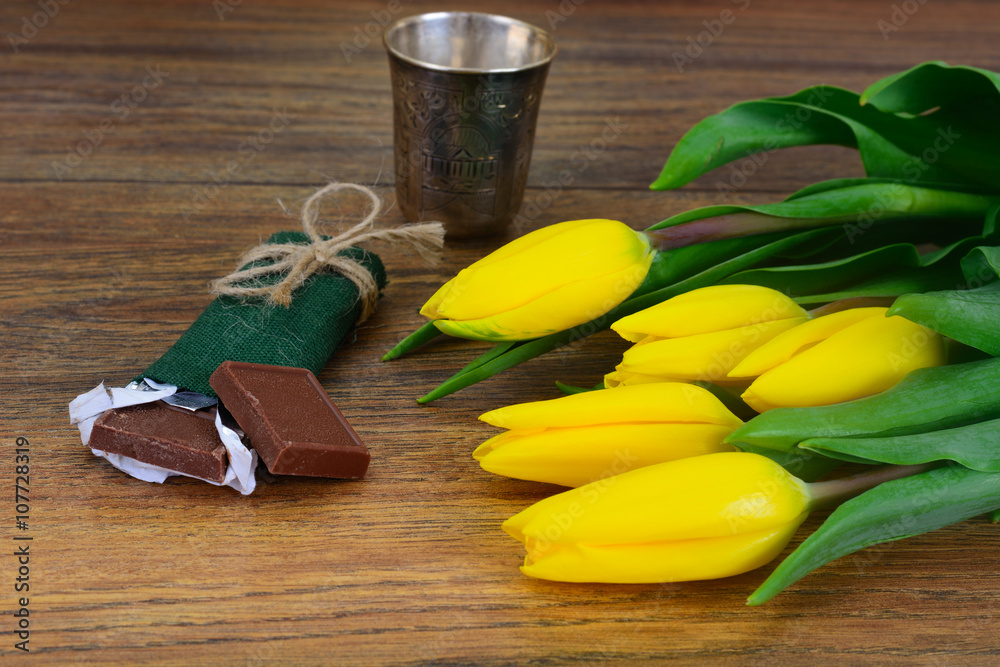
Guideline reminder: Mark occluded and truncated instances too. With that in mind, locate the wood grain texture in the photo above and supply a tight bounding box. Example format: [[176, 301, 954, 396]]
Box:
[[3, 0, 1000, 663]]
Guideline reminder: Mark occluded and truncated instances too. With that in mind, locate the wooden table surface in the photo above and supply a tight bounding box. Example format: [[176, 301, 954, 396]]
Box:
[[4, 0, 1000, 663]]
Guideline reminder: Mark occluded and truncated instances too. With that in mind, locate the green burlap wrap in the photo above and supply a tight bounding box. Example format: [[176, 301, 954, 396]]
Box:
[[139, 231, 387, 397]]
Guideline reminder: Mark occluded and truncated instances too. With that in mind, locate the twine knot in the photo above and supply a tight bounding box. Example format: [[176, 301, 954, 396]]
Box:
[[210, 182, 445, 323]]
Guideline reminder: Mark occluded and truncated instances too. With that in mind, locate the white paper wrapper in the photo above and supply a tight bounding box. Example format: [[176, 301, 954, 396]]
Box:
[[69, 380, 257, 495]]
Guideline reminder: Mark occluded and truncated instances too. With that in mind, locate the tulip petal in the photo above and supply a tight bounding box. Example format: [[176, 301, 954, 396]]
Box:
[[431, 250, 654, 341], [476, 423, 738, 488], [479, 383, 743, 430], [603, 369, 687, 388], [518, 517, 807, 583], [729, 307, 888, 377], [741, 315, 947, 412], [503, 452, 811, 545], [618, 318, 808, 383], [611, 284, 808, 343], [420, 219, 601, 319], [421, 219, 652, 323]]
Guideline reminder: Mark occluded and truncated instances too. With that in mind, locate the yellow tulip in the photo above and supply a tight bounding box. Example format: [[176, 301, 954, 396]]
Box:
[[730, 308, 947, 412], [608, 285, 809, 385], [728, 307, 885, 377], [503, 452, 812, 583], [420, 219, 655, 341], [475, 383, 742, 487], [611, 284, 809, 342]]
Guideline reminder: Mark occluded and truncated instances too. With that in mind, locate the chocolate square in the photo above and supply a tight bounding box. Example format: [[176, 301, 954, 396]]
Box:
[[209, 361, 370, 479], [90, 401, 228, 483]]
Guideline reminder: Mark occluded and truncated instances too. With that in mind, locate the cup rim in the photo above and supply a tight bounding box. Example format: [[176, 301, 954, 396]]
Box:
[[383, 12, 558, 74]]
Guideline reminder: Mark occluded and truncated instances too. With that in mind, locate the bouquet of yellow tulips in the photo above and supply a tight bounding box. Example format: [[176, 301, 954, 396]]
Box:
[[387, 61, 1000, 602], [476, 278, 1000, 603]]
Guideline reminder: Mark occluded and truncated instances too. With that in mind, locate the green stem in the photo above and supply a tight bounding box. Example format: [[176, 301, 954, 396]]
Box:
[[443, 341, 518, 383], [417, 332, 576, 404], [806, 296, 897, 316], [737, 444, 845, 484], [382, 321, 443, 361], [808, 463, 938, 510], [647, 212, 849, 250]]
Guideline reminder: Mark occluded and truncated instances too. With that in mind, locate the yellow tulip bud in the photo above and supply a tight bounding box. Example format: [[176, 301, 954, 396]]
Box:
[[503, 452, 811, 583], [734, 309, 947, 412], [475, 384, 742, 487], [729, 307, 888, 377], [611, 284, 808, 343], [609, 285, 810, 384], [420, 219, 655, 341], [614, 317, 807, 385]]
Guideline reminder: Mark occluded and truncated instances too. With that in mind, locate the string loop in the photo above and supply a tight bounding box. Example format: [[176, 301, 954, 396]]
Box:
[[210, 183, 445, 323]]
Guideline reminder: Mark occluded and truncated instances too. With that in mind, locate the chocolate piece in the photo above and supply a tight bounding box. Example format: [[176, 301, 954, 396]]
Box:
[[90, 401, 228, 483], [210, 361, 369, 478]]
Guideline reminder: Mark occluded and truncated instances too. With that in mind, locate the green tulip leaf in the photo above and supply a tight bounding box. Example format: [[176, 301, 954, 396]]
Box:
[[961, 242, 1000, 285], [791, 265, 965, 305], [861, 61, 1000, 118], [784, 176, 998, 201], [727, 356, 1000, 452], [649, 182, 993, 231], [724, 243, 940, 297], [800, 417, 1000, 472], [749, 464, 1000, 605], [650, 87, 965, 189], [888, 281, 1000, 355], [727, 223, 997, 300], [654, 62, 1000, 193], [684, 190, 996, 304], [645, 182, 996, 257], [649, 86, 859, 191]]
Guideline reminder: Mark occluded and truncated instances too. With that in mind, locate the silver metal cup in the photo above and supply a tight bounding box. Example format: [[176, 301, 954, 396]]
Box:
[[384, 12, 557, 238]]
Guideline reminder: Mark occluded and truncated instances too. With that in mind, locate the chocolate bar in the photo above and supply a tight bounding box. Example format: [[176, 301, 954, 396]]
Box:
[[210, 361, 369, 478], [90, 401, 228, 483]]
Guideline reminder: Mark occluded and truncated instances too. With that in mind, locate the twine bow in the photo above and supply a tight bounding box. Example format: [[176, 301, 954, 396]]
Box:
[[210, 182, 445, 323]]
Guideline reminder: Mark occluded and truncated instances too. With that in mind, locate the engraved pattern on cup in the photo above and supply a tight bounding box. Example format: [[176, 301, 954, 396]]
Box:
[[385, 13, 555, 238]]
